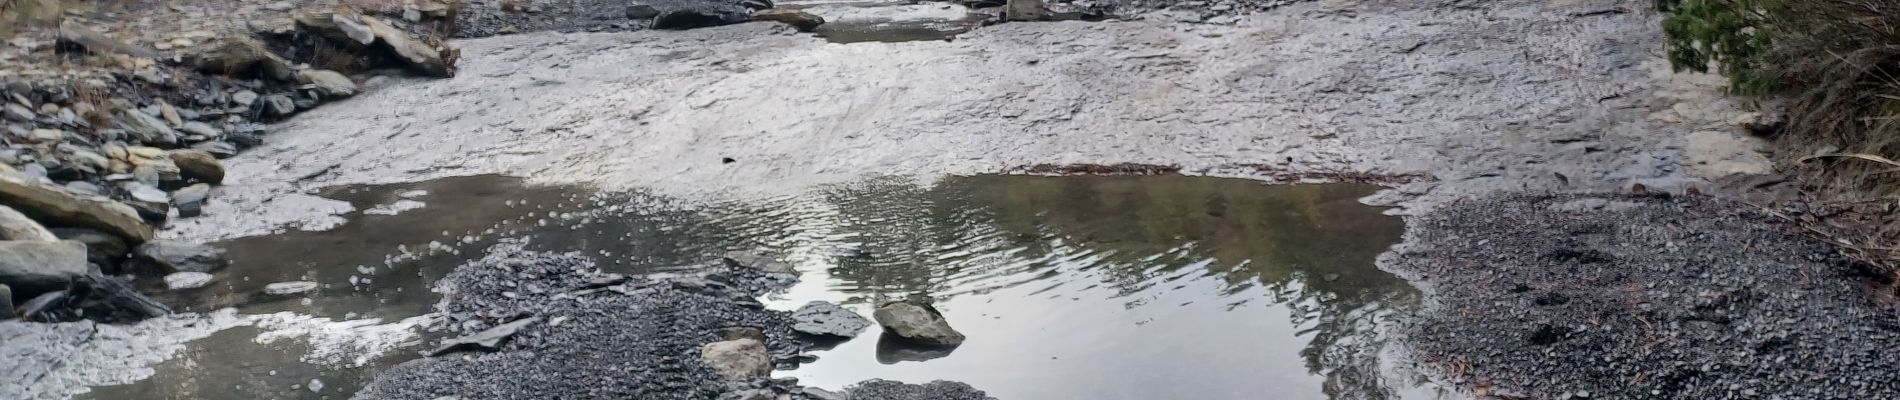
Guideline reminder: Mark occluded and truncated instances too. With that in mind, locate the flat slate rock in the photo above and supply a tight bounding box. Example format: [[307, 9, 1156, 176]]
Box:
[[430, 317, 540, 356], [791, 301, 871, 338]]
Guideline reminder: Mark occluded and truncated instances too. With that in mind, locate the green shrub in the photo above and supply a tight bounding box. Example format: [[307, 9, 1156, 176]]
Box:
[[1659, 0, 1900, 185], [1656, 0, 1787, 95]]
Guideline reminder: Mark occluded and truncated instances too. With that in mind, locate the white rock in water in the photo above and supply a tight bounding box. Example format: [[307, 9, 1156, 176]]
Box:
[[308, 378, 324, 392], [163, 272, 214, 290], [264, 281, 319, 295]]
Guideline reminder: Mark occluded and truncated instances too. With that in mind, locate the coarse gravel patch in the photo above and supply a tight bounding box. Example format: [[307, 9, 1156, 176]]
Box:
[[1388, 193, 1900, 399]]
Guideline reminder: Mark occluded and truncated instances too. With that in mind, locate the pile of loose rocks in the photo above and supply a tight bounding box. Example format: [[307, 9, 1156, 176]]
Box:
[[357, 242, 995, 400], [0, 1, 460, 323], [1392, 194, 1900, 399]]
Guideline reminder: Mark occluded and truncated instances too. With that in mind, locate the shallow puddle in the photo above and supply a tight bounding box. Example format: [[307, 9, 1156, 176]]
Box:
[[787, 1, 988, 44], [760, 175, 1421, 399], [79, 174, 1430, 399]]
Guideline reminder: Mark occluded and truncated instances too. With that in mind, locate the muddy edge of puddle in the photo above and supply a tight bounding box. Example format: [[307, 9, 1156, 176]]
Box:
[[82, 174, 1441, 400]]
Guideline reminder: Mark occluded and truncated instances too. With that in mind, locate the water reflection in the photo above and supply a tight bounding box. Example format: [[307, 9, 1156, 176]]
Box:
[[773, 175, 1419, 399]]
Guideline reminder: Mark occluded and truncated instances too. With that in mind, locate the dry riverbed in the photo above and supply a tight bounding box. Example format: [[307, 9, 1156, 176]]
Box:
[[10, 0, 1892, 399]]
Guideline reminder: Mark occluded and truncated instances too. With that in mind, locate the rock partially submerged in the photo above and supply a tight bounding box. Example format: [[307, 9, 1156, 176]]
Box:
[[875, 333, 956, 363], [791, 301, 871, 338], [872, 300, 965, 347], [130, 240, 228, 274], [0, 174, 153, 243], [162, 272, 214, 290], [721, 251, 797, 274], [429, 317, 540, 356], [358, 243, 993, 399]]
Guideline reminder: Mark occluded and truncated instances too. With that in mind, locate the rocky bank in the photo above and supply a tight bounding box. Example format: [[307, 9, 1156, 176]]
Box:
[[1388, 194, 1900, 399], [0, 0, 469, 325]]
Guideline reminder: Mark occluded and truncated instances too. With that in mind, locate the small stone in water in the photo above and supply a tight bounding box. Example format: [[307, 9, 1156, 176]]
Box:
[[163, 272, 214, 290], [308, 379, 324, 392], [264, 281, 319, 295]]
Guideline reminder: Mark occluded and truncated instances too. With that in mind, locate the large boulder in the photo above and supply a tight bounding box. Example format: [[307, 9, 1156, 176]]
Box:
[[872, 300, 965, 347], [875, 333, 956, 363], [699, 338, 771, 379], [131, 240, 228, 274], [0, 205, 57, 241], [0, 174, 153, 243], [0, 241, 87, 298], [167, 149, 225, 184], [263, 281, 319, 296], [792, 301, 872, 338]]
